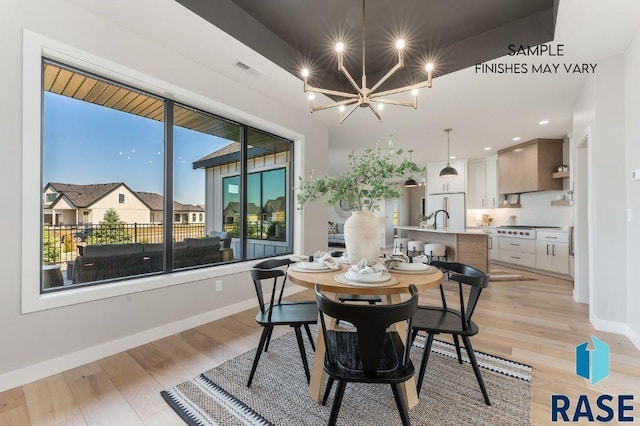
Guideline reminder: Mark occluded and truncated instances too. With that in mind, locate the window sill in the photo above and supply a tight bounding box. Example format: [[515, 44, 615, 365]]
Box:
[[22, 259, 270, 314]]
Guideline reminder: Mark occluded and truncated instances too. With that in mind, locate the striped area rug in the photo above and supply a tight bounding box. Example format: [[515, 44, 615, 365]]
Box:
[[162, 330, 532, 425]]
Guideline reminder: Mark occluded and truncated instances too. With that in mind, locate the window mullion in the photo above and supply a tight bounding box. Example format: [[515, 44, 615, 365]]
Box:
[[240, 125, 248, 260], [163, 100, 174, 272]]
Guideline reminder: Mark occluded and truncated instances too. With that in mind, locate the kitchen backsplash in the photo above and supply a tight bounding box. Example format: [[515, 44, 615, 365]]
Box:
[[466, 190, 573, 228]]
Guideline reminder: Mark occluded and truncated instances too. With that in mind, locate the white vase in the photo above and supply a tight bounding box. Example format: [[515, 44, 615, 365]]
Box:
[[344, 211, 381, 265]]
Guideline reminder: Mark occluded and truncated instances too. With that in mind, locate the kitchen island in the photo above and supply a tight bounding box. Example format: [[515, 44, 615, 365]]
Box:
[[395, 226, 489, 273]]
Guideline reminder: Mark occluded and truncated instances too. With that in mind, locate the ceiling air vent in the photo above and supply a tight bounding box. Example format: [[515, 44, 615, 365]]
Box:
[[235, 59, 264, 78], [235, 60, 251, 71]]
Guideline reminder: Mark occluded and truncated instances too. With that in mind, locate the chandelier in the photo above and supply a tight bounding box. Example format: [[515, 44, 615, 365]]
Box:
[[300, 0, 435, 123]]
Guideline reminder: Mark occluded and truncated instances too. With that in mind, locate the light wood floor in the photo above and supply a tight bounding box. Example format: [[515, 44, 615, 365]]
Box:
[[1, 264, 639, 425]]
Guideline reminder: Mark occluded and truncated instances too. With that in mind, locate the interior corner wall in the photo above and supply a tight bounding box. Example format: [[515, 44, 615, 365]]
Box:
[[624, 28, 640, 342], [575, 55, 628, 326], [0, 0, 328, 385]]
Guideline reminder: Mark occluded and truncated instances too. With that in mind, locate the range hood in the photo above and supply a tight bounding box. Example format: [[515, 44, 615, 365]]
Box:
[[497, 139, 564, 195]]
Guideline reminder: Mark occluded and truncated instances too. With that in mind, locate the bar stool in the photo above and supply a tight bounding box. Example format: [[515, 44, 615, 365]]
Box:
[[424, 243, 446, 263], [407, 240, 426, 257], [393, 238, 410, 255]]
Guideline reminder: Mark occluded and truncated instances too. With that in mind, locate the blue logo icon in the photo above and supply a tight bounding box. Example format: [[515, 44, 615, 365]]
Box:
[[576, 336, 609, 385]]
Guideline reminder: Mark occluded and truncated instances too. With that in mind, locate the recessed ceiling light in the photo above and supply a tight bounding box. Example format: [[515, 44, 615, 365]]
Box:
[[484, 147, 491, 151], [450, 156, 456, 159], [538, 120, 549, 125], [512, 137, 521, 141]]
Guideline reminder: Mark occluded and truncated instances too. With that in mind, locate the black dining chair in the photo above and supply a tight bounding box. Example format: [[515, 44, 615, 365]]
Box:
[[411, 261, 491, 405], [316, 284, 419, 426], [247, 258, 318, 387]]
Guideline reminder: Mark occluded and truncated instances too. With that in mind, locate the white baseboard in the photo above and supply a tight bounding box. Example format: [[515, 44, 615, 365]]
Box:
[[625, 326, 640, 351], [0, 285, 306, 393], [590, 314, 630, 335]]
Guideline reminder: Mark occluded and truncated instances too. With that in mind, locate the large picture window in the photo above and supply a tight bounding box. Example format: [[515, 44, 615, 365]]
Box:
[[41, 59, 293, 292]]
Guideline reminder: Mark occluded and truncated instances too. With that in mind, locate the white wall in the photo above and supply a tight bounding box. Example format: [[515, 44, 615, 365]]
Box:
[[624, 28, 640, 344], [571, 55, 629, 330], [467, 191, 573, 228], [0, 0, 328, 388]]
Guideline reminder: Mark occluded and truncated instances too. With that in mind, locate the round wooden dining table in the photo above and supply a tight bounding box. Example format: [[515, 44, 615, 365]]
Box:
[[287, 264, 443, 410]]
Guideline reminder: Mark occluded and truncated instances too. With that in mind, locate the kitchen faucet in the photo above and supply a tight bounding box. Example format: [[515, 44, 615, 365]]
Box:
[[433, 209, 450, 230]]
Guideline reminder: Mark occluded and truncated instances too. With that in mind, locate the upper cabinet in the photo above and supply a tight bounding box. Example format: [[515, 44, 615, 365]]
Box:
[[426, 160, 466, 194], [467, 156, 498, 209], [497, 139, 563, 194]]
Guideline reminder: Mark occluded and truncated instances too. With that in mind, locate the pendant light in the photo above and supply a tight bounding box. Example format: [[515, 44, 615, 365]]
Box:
[[404, 150, 419, 187], [439, 128, 458, 177]]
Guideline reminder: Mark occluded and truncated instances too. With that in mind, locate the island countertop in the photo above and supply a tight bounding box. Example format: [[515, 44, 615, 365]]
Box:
[[394, 226, 489, 272], [394, 226, 490, 235]]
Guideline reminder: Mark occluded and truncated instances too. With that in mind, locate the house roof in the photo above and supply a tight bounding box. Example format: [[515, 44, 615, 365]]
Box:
[[223, 201, 261, 215], [264, 196, 286, 213], [193, 133, 291, 169], [46, 182, 124, 208], [135, 191, 204, 212], [45, 183, 203, 212]]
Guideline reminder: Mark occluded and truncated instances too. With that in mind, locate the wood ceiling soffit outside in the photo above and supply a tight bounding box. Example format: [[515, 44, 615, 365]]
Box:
[[43, 63, 240, 140]]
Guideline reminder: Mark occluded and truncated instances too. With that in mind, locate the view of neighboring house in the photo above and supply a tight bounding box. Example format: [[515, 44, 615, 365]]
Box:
[[43, 182, 204, 225], [193, 137, 290, 239]]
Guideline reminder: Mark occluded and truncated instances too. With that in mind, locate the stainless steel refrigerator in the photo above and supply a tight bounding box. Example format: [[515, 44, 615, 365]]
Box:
[[426, 192, 466, 230]]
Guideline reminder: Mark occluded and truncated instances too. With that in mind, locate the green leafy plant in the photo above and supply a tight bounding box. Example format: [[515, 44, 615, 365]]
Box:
[[297, 137, 423, 212], [42, 230, 60, 264], [419, 212, 435, 222], [87, 208, 132, 245]]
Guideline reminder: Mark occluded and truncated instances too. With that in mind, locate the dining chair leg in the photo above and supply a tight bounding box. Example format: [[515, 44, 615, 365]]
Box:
[[416, 333, 435, 396], [328, 380, 347, 426], [462, 335, 491, 406], [247, 326, 270, 387], [410, 329, 419, 345], [294, 326, 311, 383], [391, 383, 411, 426], [322, 377, 335, 405], [263, 325, 274, 352], [453, 334, 463, 364], [303, 323, 315, 351]]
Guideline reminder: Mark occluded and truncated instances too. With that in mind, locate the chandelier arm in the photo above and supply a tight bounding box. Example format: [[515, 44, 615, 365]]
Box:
[[311, 99, 358, 113], [338, 61, 364, 94], [368, 60, 403, 94], [368, 104, 382, 122], [340, 103, 360, 123], [304, 84, 359, 99], [370, 80, 431, 99], [372, 98, 416, 108]]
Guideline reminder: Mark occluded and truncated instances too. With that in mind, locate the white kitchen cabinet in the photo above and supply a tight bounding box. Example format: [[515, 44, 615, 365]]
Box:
[[535, 231, 569, 274], [487, 231, 500, 261], [467, 157, 498, 209], [499, 237, 536, 267], [427, 160, 466, 194], [485, 156, 498, 208]]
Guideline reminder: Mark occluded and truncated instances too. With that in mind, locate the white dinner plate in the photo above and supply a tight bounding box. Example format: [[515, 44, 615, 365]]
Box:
[[297, 261, 330, 270], [393, 262, 430, 271], [344, 271, 390, 283], [390, 265, 438, 275], [335, 273, 399, 287], [290, 265, 339, 273]]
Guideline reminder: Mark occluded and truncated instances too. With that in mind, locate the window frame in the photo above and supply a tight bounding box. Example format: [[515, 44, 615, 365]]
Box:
[[22, 30, 304, 313]]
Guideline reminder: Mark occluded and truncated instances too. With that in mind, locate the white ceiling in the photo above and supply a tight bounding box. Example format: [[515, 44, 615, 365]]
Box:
[[73, 0, 640, 172]]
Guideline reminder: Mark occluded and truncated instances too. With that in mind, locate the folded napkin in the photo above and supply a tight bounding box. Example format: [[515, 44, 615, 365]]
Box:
[[384, 254, 410, 270], [289, 254, 309, 262], [412, 254, 430, 264], [349, 258, 387, 275], [313, 252, 340, 270]]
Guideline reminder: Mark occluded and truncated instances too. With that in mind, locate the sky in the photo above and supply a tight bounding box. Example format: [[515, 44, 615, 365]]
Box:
[[43, 92, 229, 206]]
